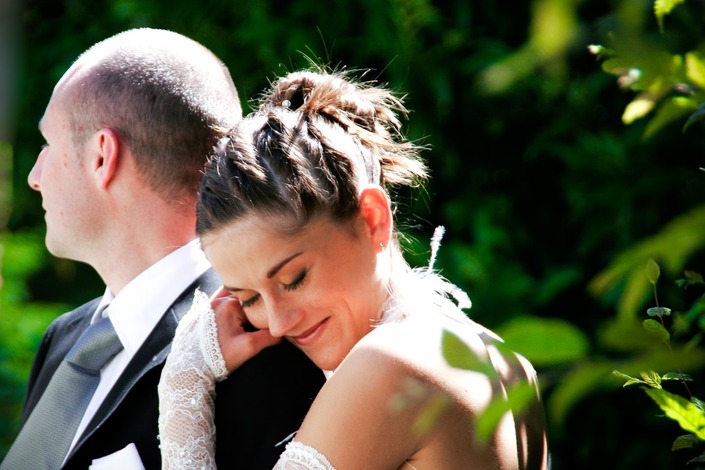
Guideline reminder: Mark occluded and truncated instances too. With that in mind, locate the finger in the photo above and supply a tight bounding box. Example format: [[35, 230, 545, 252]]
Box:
[[222, 331, 281, 372], [246, 329, 281, 353], [210, 286, 235, 309], [213, 296, 247, 327]]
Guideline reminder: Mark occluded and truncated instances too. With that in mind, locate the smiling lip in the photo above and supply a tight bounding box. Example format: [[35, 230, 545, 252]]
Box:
[[293, 318, 330, 347]]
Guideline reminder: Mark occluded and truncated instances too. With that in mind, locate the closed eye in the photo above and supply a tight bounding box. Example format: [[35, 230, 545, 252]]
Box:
[[284, 268, 307, 291], [240, 294, 260, 308]]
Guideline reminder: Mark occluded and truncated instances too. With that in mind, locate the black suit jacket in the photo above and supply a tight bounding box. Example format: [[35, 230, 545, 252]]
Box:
[[17, 269, 325, 469]]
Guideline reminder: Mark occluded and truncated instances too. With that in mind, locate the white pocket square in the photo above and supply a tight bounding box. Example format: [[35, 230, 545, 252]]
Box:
[[89, 443, 146, 470]]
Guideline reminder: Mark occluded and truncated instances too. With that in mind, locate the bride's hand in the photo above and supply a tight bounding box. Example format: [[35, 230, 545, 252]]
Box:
[[211, 286, 281, 374]]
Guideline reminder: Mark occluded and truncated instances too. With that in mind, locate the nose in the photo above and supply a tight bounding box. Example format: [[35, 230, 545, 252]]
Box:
[[27, 147, 47, 191], [266, 296, 304, 338]]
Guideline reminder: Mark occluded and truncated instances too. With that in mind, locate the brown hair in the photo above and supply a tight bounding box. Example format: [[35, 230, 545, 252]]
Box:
[[197, 68, 426, 236], [65, 28, 242, 202]]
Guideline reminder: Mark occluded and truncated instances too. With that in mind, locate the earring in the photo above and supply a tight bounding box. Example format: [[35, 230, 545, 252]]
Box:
[[379, 241, 385, 250]]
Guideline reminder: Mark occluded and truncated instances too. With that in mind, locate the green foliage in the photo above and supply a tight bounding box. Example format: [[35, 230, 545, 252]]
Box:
[[654, 0, 687, 32], [495, 316, 589, 367], [645, 388, 705, 440], [591, 0, 705, 138], [612, 260, 705, 464]]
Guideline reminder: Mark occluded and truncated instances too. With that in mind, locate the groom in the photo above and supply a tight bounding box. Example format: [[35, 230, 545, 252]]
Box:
[[2, 29, 324, 469]]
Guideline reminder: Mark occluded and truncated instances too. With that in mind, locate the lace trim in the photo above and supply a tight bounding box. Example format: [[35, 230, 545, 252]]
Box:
[[158, 289, 224, 469], [273, 441, 336, 470], [196, 290, 229, 382]]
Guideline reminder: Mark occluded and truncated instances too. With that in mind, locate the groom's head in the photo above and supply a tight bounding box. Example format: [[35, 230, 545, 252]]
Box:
[[28, 29, 242, 281]]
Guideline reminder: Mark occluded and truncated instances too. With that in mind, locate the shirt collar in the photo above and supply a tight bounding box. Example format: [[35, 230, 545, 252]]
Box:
[[92, 239, 211, 355]]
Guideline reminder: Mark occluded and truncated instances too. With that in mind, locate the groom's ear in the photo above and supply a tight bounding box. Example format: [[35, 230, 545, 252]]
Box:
[[92, 127, 121, 190]]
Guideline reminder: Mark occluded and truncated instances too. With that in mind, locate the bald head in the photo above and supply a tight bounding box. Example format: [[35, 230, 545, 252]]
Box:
[[57, 28, 242, 202]]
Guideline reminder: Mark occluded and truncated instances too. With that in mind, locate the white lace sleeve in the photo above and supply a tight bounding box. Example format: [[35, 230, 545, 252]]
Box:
[[158, 289, 228, 469], [273, 441, 336, 470]]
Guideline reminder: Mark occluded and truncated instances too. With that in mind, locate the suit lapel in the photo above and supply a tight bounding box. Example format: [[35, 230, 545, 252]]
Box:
[[69, 269, 222, 455]]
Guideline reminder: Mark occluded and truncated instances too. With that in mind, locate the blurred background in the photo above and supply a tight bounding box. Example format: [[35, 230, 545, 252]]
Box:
[[3, 0, 705, 467]]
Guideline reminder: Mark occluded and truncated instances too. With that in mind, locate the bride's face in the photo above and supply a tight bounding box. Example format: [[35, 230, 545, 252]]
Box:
[[202, 214, 388, 371]]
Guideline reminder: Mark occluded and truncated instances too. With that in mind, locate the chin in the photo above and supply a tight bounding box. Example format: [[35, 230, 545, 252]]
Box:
[[310, 352, 345, 372]]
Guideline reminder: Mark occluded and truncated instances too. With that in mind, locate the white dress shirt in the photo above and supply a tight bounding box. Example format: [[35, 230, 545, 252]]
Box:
[[65, 239, 211, 459]]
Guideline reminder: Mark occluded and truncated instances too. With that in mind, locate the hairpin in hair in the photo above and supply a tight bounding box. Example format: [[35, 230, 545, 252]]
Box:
[[282, 99, 291, 108]]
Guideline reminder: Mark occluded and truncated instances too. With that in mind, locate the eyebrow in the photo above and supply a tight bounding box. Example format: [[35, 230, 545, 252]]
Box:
[[223, 251, 304, 292]]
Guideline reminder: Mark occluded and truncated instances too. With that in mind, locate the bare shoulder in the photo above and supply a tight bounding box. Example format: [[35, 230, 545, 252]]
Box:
[[295, 313, 544, 469]]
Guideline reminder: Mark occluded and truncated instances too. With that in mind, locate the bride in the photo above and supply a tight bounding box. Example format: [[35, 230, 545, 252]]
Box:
[[158, 67, 549, 469]]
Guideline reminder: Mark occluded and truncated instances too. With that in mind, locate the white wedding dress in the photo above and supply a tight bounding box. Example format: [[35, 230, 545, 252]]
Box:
[[157, 289, 336, 470]]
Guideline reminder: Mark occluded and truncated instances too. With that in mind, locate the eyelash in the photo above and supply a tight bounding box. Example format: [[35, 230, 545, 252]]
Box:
[[284, 268, 308, 292], [240, 269, 308, 309]]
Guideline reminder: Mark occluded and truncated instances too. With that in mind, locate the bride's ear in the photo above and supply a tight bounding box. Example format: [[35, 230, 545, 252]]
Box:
[[358, 185, 392, 250]]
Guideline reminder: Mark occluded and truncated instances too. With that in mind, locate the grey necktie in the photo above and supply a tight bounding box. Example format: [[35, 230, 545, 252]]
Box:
[[1, 314, 123, 470]]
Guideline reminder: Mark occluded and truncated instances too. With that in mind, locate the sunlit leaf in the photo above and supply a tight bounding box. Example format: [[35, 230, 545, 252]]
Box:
[[645, 388, 705, 440], [612, 370, 644, 387], [495, 317, 589, 367], [623, 96, 655, 124], [640, 370, 662, 389], [441, 330, 496, 376], [654, 0, 687, 32], [686, 52, 705, 89]]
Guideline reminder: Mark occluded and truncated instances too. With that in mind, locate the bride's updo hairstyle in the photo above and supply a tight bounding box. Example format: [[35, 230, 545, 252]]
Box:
[[196, 68, 427, 238]]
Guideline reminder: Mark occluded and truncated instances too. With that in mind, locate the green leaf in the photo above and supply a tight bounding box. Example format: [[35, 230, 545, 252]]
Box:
[[678, 270, 705, 290], [441, 330, 496, 376], [663, 372, 692, 381], [686, 52, 705, 89], [693, 397, 705, 413], [643, 318, 670, 343], [643, 96, 697, 139], [688, 452, 705, 464], [623, 96, 655, 124], [612, 370, 644, 387], [672, 434, 702, 450], [645, 259, 661, 284], [475, 383, 537, 443], [654, 0, 687, 32], [683, 102, 705, 132], [640, 370, 662, 389], [645, 388, 705, 440], [495, 317, 589, 367], [646, 306, 671, 317]]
